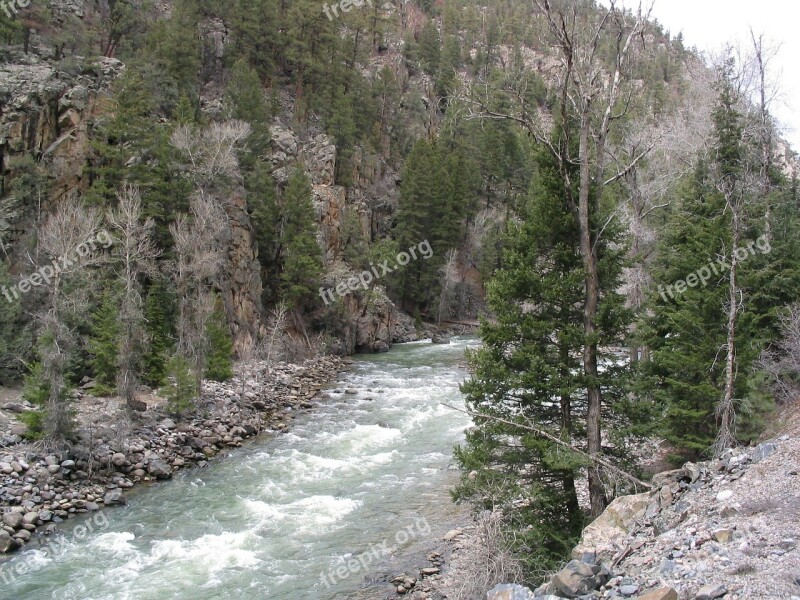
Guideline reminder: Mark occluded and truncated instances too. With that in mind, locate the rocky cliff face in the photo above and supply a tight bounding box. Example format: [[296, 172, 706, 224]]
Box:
[[0, 53, 122, 205], [0, 53, 405, 355], [268, 123, 405, 353]]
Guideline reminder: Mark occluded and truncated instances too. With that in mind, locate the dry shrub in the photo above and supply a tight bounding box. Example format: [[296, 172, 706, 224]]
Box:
[[447, 511, 524, 600]]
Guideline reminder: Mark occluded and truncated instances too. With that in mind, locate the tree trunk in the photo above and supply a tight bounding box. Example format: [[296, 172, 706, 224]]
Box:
[[579, 113, 607, 517], [718, 212, 740, 454]]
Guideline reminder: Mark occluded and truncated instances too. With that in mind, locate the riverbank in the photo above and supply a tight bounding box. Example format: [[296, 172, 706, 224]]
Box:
[[0, 354, 349, 555]]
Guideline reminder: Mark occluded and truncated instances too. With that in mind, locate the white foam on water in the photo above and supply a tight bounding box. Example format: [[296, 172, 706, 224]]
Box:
[[245, 495, 361, 536], [325, 423, 402, 454], [89, 531, 137, 556], [149, 530, 262, 574]]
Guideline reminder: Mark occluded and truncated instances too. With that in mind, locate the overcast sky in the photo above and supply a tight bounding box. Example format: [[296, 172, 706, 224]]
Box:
[[610, 0, 800, 151]]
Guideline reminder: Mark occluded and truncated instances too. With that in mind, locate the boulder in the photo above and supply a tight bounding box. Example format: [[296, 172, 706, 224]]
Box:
[[103, 489, 126, 506], [571, 492, 650, 564], [638, 588, 678, 600], [695, 584, 728, 600], [128, 397, 148, 412], [711, 528, 734, 543], [431, 334, 451, 344], [147, 458, 172, 480], [0, 530, 19, 553], [751, 441, 777, 463], [546, 560, 609, 598], [486, 583, 537, 600], [2, 511, 23, 529]]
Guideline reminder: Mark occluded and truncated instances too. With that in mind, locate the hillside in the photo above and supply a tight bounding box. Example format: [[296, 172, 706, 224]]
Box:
[[1, 1, 799, 598]]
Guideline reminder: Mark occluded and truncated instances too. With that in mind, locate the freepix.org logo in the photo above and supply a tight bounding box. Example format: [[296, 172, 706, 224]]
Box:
[[657, 235, 771, 303], [1, 229, 113, 304], [0, 0, 30, 19], [319, 517, 431, 589], [319, 239, 433, 306]]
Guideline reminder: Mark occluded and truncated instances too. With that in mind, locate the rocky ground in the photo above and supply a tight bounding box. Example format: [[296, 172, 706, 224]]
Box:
[[0, 355, 348, 555], [394, 406, 800, 600]]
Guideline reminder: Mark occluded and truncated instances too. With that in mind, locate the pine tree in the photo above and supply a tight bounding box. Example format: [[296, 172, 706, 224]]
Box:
[[328, 89, 357, 186], [88, 291, 120, 396], [20, 362, 50, 440], [280, 168, 323, 309], [455, 151, 590, 571], [228, 0, 278, 80], [204, 298, 234, 382], [86, 68, 189, 247], [140, 0, 201, 106], [164, 354, 197, 416], [642, 162, 734, 459], [418, 21, 441, 77], [0, 260, 22, 380], [246, 162, 281, 304], [142, 279, 174, 387], [226, 57, 271, 165]]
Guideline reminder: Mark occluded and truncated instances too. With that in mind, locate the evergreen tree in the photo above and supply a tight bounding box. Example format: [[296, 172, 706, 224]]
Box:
[[86, 68, 189, 247], [418, 21, 441, 77], [327, 89, 357, 186], [228, 0, 278, 79], [0, 260, 23, 380], [226, 57, 271, 165], [140, 0, 201, 106], [642, 165, 736, 459], [204, 298, 234, 382], [87, 291, 120, 396], [164, 354, 197, 416], [20, 362, 49, 440], [142, 279, 174, 387], [246, 162, 282, 304], [280, 168, 323, 309], [455, 151, 589, 571]]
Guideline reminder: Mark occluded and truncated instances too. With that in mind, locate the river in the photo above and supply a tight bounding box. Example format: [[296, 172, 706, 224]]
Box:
[[1, 337, 478, 600]]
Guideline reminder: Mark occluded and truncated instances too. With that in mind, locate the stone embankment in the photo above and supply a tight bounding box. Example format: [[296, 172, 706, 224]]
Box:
[[402, 423, 799, 600], [0, 356, 347, 554], [479, 432, 799, 600]]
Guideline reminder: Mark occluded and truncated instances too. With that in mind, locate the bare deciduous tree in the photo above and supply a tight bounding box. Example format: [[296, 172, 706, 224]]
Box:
[[106, 184, 160, 414], [443, 511, 524, 600], [170, 193, 227, 400], [262, 301, 289, 374], [170, 120, 252, 192], [760, 304, 800, 404], [37, 199, 106, 444], [170, 121, 251, 402]]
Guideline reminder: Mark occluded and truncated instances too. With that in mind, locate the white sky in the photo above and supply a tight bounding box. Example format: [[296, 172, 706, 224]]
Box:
[[605, 0, 800, 151]]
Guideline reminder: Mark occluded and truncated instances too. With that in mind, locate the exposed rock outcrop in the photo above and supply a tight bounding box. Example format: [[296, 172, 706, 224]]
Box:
[[0, 55, 123, 207]]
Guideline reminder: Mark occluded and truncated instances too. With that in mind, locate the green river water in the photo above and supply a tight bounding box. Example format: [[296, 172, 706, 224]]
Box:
[[1, 337, 478, 600]]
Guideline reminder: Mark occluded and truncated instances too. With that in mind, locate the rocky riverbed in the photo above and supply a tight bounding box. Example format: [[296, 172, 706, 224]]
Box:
[[0, 355, 348, 555]]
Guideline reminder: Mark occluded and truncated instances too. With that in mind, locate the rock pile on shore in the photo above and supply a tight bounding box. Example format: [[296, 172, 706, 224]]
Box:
[[0, 356, 347, 554], [477, 433, 799, 600]]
